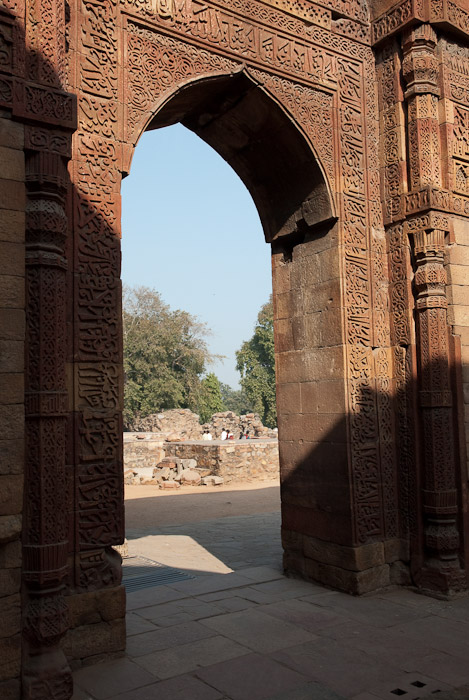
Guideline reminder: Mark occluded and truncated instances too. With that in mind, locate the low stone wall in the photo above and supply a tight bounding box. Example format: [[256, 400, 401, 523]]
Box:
[[164, 439, 279, 483], [124, 433, 166, 470]]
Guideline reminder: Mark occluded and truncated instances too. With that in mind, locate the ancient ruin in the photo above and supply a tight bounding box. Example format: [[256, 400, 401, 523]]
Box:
[[0, 0, 469, 696]]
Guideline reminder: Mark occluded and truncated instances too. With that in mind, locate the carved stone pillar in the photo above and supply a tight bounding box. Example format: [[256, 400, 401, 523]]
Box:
[[23, 141, 72, 698], [402, 24, 466, 596], [407, 222, 466, 594]]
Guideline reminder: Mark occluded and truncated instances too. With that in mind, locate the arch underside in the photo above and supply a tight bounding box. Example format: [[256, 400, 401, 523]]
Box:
[[144, 71, 336, 243]]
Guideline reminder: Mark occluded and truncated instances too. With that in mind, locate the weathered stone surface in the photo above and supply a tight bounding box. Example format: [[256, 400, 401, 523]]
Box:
[[127, 409, 203, 438], [180, 468, 202, 485], [2, 1, 469, 693], [0, 634, 21, 682], [0, 516, 21, 545], [0, 475, 23, 516], [0, 678, 20, 700], [201, 475, 224, 486], [302, 535, 385, 572], [63, 619, 126, 662], [165, 440, 279, 483], [0, 568, 20, 598], [0, 594, 21, 639], [0, 540, 21, 570], [0, 440, 23, 476], [67, 587, 126, 628], [159, 480, 181, 489]]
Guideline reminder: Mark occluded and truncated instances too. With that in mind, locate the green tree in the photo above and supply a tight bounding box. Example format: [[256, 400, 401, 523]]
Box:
[[236, 297, 276, 427], [219, 383, 254, 416], [198, 372, 225, 424], [123, 285, 215, 427]]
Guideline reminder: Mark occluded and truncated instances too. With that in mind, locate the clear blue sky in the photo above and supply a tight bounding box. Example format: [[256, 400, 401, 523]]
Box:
[[121, 124, 272, 389]]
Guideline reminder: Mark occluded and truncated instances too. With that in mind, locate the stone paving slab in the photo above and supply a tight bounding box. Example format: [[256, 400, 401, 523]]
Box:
[[194, 652, 313, 700], [199, 608, 316, 653], [73, 658, 157, 700], [73, 509, 469, 700], [113, 675, 224, 700], [132, 635, 250, 679]]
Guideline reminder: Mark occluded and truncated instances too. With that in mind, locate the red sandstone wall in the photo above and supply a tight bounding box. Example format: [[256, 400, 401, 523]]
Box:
[[0, 112, 25, 699]]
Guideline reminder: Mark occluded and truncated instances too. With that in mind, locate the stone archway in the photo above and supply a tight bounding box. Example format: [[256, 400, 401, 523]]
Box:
[[0, 0, 469, 696]]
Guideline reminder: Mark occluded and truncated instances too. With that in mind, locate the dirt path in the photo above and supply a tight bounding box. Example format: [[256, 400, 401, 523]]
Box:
[[125, 478, 281, 529]]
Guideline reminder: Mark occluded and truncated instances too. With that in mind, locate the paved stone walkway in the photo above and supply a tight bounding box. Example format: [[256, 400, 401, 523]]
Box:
[[73, 509, 469, 700]]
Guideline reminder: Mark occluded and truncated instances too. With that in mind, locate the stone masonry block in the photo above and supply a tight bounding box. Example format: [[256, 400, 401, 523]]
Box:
[[0, 439, 24, 475], [63, 618, 126, 662], [453, 326, 469, 345], [0, 210, 24, 244], [276, 350, 309, 384], [447, 265, 469, 286], [0, 180, 25, 212], [0, 374, 23, 405], [0, 677, 20, 700], [0, 540, 21, 569], [302, 557, 391, 595], [67, 586, 126, 628], [0, 275, 24, 308], [276, 383, 301, 415], [0, 515, 22, 544], [275, 318, 294, 353], [302, 278, 341, 314], [0, 594, 21, 639], [0, 475, 23, 516], [447, 285, 469, 306], [302, 534, 385, 572], [0, 119, 23, 151], [384, 538, 410, 563], [448, 305, 469, 326], [447, 244, 469, 266], [0, 634, 21, 682], [0, 406, 23, 441], [0, 341, 24, 373], [453, 217, 469, 245], [0, 309, 24, 341], [0, 568, 20, 598], [0, 148, 24, 182], [300, 382, 318, 414], [0, 243, 23, 278], [306, 346, 344, 381]]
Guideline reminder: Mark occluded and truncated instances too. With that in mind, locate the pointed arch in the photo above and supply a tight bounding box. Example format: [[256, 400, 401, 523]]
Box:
[[126, 69, 336, 243]]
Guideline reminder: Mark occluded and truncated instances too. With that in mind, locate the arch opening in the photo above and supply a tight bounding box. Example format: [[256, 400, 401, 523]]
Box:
[[143, 71, 336, 243]]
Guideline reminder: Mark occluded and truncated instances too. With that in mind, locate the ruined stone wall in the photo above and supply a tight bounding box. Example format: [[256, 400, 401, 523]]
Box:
[[127, 409, 203, 439], [164, 440, 279, 483], [0, 111, 25, 699], [123, 433, 166, 470]]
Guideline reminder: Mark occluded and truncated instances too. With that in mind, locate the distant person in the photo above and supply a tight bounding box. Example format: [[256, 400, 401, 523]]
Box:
[[227, 430, 234, 440], [202, 430, 212, 440], [221, 429, 227, 440]]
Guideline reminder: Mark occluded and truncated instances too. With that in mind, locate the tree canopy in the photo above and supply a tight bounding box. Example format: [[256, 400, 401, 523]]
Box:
[[236, 297, 276, 427], [123, 285, 216, 427], [198, 372, 225, 424], [219, 383, 254, 416]]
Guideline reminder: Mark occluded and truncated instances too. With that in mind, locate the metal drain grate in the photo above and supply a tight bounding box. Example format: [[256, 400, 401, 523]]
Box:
[[122, 555, 195, 592], [377, 676, 450, 700]]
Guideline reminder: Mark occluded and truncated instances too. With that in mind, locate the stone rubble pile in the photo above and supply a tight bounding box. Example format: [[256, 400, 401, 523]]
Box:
[[126, 408, 203, 439], [127, 408, 276, 442], [207, 411, 276, 439], [124, 455, 224, 488]]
